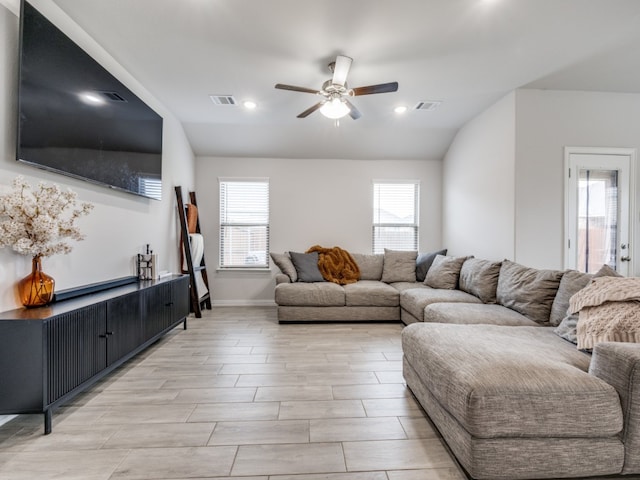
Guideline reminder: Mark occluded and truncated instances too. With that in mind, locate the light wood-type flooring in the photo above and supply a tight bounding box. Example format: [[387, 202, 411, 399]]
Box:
[[0, 306, 465, 480]]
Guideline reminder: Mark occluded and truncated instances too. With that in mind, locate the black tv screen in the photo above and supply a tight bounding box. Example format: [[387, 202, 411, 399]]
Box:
[[17, 1, 163, 200]]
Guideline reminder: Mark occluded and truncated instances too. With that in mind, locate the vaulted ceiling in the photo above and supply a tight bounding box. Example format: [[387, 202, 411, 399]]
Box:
[[47, 0, 640, 160]]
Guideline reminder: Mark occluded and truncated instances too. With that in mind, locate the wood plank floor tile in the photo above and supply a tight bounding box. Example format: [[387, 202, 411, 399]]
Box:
[[0, 306, 467, 479]]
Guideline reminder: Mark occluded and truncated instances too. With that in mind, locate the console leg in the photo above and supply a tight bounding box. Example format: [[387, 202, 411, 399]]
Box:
[[183, 318, 188, 330], [44, 410, 52, 435]]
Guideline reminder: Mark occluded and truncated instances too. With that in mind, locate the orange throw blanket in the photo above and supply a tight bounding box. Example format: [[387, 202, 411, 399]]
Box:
[[306, 245, 360, 285]]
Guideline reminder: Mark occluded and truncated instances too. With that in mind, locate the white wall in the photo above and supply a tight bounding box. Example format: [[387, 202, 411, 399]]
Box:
[[0, 1, 195, 312], [195, 156, 442, 305], [442, 92, 516, 261], [515, 89, 640, 274]]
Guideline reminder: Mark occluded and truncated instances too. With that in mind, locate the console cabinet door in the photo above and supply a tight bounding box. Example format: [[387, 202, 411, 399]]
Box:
[[106, 292, 142, 365], [45, 303, 107, 405], [172, 276, 190, 321], [143, 282, 173, 341]]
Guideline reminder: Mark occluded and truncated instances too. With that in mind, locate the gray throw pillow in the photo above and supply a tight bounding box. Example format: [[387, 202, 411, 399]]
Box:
[[289, 251, 325, 282], [496, 260, 563, 324], [549, 270, 592, 327], [554, 315, 579, 344], [553, 264, 622, 344], [351, 253, 384, 280], [380, 249, 417, 283], [415, 249, 447, 282], [424, 255, 467, 290], [270, 252, 297, 282], [458, 258, 502, 303]]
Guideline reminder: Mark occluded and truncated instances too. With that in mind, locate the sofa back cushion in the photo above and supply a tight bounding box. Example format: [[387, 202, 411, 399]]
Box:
[[549, 270, 593, 326], [270, 252, 297, 282], [459, 258, 502, 303], [424, 254, 468, 290], [351, 253, 384, 280], [496, 260, 564, 324], [380, 249, 417, 283]]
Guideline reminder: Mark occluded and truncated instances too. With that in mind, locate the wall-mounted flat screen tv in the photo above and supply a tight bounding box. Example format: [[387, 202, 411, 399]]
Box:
[[17, 1, 163, 200]]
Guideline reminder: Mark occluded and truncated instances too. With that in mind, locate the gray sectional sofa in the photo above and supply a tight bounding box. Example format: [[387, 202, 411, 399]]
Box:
[[272, 249, 640, 479]]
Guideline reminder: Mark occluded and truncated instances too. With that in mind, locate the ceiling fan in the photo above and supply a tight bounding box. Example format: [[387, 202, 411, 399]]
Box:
[[275, 55, 398, 120]]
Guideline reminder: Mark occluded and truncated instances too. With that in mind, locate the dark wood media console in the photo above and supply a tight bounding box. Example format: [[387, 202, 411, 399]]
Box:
[[0, 275, 190, 434]]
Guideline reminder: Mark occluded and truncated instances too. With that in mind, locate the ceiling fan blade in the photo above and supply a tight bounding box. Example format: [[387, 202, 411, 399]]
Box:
[[351, 82, 399, 96], [345, 99, 362, 120], [275, 84, 320, 95], [332, 55, 353, 87], [297, 102, 323, 118]]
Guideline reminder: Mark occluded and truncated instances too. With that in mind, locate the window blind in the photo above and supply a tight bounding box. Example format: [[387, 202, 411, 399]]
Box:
[[372, 181, 419, 254], [219, 179, 270, 268]]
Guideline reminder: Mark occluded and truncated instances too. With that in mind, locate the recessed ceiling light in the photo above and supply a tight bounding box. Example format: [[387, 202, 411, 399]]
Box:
[[243, 100, 257, 110], [79, 92, 105, 106], [394, 105, 408, 114]]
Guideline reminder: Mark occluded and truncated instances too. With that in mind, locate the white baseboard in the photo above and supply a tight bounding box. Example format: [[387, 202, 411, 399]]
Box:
[[212, 300, 277, 307]]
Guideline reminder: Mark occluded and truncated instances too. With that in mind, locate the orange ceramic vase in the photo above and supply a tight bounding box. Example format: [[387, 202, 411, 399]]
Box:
[[18, 255, 55, 307]]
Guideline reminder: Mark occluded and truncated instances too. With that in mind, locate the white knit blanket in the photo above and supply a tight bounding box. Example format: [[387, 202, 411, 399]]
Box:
[[183, 233, 209, 299], [569, 276, 640, 350]]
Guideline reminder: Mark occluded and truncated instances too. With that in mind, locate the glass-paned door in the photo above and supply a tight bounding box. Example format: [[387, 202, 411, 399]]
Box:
[[565, 149, 633, 276], [576, 169, 618, 272]]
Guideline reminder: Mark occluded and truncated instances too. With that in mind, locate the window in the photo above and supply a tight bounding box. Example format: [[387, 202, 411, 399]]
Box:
[[372, 180, 419, 254], [138, 177, 162, 201], [219, 178, 269, 268]]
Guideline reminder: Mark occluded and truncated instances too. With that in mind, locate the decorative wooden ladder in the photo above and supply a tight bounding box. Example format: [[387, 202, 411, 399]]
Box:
[[175, 186, 212, 318]]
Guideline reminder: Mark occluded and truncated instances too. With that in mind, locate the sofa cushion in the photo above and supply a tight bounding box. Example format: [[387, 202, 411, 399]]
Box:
[[549, 270, 592, 327], [274, 282, 345, 306], [289, 251, 324, 282], [402, 323, 623, 438], [390, 282, 429, 293], [423, 303, 539, 326], [424, 255, 467, 289], [381, 249, 417, 283], [458, 258, 501, 304], [401, 287, 482, 322], [351, 253, 384, 281], [270, 252, 297, 282], [344, 280, 399, 307], [415, 249, 447, 282], [496, 260, 564, 324]]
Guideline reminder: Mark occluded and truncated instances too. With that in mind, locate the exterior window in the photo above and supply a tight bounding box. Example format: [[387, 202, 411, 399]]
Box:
[[219, 178, 269, 268], [372, 180, 419, 254], [138, 177, 162, 201]]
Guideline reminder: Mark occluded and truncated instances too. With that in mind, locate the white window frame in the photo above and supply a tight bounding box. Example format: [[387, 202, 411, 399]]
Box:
[[372, 180, 420, 254], [219, 177, 270, 270]]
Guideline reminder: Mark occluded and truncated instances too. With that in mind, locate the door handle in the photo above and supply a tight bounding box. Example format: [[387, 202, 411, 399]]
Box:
[[621, 256, 631, 262]]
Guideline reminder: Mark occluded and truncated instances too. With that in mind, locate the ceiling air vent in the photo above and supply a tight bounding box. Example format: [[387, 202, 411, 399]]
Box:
[[99, 91, 127, 102], [209, 95, 237, 106], [414, 100, 442, 111]]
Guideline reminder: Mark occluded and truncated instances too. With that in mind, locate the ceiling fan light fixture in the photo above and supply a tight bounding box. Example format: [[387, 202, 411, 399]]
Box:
[[320, 97, 350, 119]]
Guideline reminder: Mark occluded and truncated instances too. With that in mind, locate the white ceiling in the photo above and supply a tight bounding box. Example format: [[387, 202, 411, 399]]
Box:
[[47, 0, 640, 160]]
